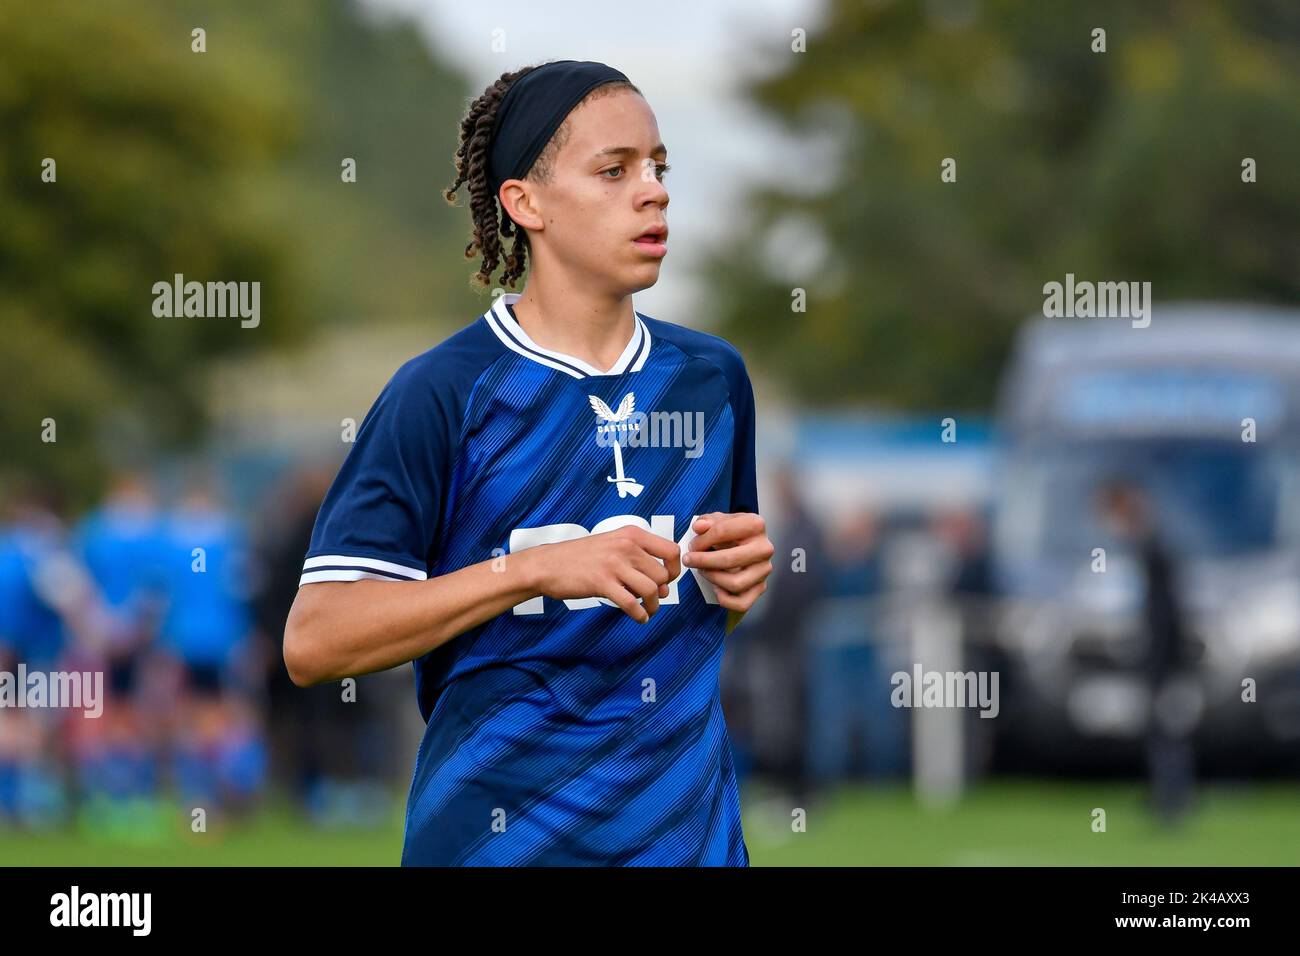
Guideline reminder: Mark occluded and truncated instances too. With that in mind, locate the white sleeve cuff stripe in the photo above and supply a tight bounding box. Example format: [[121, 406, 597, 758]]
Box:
[[299, 568, 426, 587], [301, 554, 428, 580]]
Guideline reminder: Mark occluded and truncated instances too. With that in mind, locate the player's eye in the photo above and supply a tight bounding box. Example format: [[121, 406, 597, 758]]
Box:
[[600, 163, 671, 181]]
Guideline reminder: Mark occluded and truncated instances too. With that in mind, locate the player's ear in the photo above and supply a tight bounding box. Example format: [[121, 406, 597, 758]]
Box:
[[499, 180, 544, 232]]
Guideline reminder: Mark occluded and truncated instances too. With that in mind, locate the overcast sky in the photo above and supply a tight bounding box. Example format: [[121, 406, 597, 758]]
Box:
[[365, 0, 824, 325]]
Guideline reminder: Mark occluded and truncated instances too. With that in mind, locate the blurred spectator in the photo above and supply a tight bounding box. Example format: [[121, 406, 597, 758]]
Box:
[[69, 470, 170, 823], [0, 478, 100, 827], [825, 510, 884, 599], [73, 470, 168, 695], [732, 464, 827, 800], [0, 480, 98, 669], [803, 506, 906, 794], [250, 464, 395, 826], [155, 475, 266, 819], [157, 478, 255, 687], [252, 466, 339, 804], [1096, 476, 1198, 825], [931, 506, 1001, 778], [931, 507, 992, 600]]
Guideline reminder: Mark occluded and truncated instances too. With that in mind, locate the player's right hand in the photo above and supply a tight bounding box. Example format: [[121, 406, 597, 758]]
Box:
[[528, 526, 682, 624]]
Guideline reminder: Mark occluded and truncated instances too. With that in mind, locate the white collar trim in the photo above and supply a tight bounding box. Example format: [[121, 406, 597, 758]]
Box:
[[485, 292, 652, 379]]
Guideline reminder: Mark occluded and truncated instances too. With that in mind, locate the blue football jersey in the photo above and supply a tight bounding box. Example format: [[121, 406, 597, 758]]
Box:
[[300, 292, 759, 865]]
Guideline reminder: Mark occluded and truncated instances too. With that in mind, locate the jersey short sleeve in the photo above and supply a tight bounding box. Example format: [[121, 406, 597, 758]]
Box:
[[299, 363, 452, 587]]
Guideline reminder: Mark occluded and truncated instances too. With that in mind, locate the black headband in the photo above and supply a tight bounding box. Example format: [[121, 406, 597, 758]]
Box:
[[488, 60, 631, 198]]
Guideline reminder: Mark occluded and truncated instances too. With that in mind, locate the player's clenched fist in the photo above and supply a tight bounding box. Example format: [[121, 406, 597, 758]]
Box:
[[524, 526, 683, 624], [681, 512, 774, 613]]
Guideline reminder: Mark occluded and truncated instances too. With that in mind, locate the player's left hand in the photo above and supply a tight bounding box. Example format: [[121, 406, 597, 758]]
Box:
[[681, 512, 774, 612]]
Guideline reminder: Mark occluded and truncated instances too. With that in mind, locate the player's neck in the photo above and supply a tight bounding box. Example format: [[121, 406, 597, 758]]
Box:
[[509, 281, 636, 375]]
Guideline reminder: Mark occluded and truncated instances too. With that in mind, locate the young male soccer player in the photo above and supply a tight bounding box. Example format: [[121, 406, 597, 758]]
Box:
[[284, 60, 774, 865]]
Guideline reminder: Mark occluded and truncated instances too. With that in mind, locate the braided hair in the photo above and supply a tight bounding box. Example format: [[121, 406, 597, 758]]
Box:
[[444, 66, 641, 290]]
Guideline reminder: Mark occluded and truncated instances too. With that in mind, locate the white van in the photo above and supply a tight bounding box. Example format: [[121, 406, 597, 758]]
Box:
[[991, 303, 1300, 771]]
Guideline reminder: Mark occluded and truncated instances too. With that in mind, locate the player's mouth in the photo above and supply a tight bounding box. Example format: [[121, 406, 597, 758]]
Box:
[[632, 224, 668, 258]]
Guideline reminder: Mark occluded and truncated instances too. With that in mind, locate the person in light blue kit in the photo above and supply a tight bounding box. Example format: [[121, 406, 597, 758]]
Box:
[[72, 470, 171, 809], [75, 471, 169, 687], [0, 479, 96, 825], [158, 476, 266, 815]]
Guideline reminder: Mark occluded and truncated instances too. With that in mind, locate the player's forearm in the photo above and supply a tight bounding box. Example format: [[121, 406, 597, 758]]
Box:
[[283, 550, 544, 686]]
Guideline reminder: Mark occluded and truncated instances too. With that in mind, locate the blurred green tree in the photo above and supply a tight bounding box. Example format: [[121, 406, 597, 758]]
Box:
[[158, 0, 480, 324], [0, 1, 477, 506], [706, 0, 1300, 409]]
